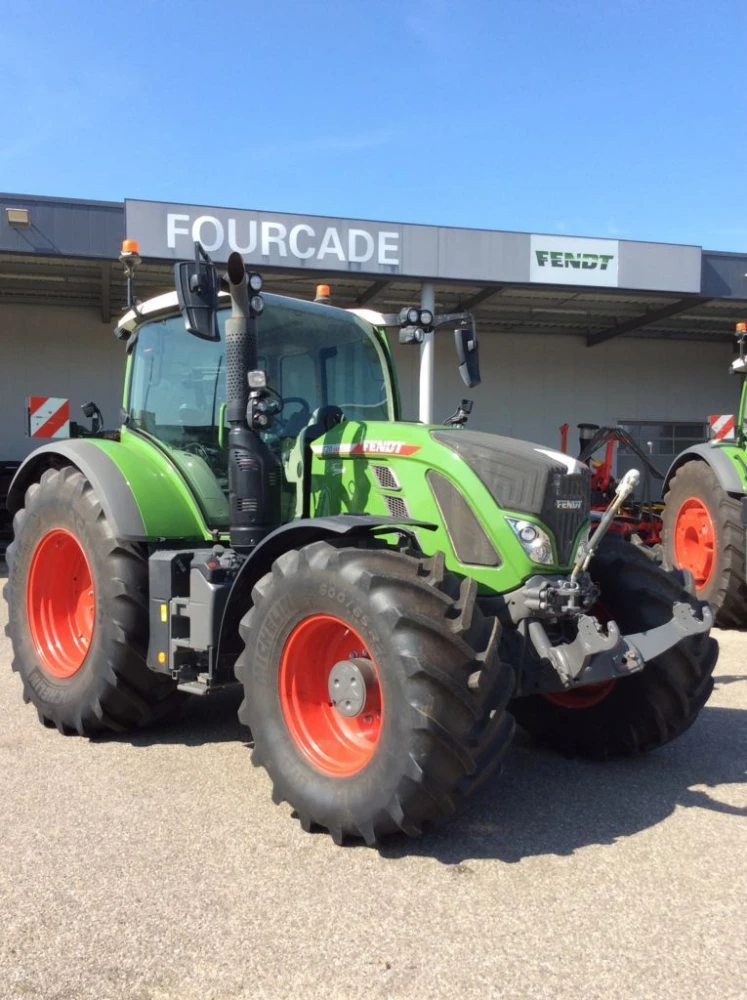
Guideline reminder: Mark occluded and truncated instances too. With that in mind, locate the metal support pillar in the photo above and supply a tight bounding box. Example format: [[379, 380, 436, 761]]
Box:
[[418, 282, 435, 424]]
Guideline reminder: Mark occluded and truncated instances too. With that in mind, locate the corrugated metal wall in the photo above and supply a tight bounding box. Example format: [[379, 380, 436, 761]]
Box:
[[390, 329, 733, 450], [0, 303, 124, 459]]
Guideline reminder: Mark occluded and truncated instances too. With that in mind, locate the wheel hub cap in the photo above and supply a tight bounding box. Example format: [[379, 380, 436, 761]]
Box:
[[328, 657, 377, 718]]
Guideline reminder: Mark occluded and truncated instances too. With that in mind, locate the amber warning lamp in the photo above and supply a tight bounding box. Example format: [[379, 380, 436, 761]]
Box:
[[120, 238, 143, 310], [314, 283, 331, 304]]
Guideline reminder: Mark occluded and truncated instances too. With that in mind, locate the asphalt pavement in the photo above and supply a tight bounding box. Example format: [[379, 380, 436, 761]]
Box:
[[1, 573, 745, 1000]]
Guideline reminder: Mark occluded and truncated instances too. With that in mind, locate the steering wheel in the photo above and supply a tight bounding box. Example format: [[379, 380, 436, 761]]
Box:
[[274, 396, 311, 436], [181, 441, 217, 464]]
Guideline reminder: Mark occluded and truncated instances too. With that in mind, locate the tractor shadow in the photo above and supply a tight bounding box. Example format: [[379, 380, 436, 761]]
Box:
[[380, 703, 747, 866], [93, 684, 250, 748], [91, 676, 747, 865]]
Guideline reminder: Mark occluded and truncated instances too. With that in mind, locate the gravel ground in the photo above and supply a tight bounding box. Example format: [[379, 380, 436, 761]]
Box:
[[1, 575, 745, 1000]]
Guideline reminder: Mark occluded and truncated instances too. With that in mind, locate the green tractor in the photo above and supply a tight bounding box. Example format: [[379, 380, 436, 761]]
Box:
[[4, 243, 717, 844], [662, 320, 747, 627]]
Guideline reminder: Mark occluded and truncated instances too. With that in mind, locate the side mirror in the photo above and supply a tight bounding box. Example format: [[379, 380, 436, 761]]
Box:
[[455, 322, 480, 388], [175, 242, 220, 341]]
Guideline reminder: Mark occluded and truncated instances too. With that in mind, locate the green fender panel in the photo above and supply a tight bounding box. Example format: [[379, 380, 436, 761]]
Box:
[[664, 443, 747, 496], [7, 434, 212, 543]]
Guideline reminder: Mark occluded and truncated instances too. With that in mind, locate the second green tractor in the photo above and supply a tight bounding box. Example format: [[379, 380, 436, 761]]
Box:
[[661, 320, 747, 626]]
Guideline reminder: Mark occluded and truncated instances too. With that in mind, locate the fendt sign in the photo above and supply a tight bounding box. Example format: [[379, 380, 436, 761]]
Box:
[[125, 200, 701, 293], [529, 235, 619, 287]]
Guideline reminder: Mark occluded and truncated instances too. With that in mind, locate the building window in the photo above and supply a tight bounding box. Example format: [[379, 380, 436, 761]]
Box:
[[616, 420, 707, 481]]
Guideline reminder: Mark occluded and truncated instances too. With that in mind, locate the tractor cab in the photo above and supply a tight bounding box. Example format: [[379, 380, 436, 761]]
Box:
[[120, 292, 396, 528]]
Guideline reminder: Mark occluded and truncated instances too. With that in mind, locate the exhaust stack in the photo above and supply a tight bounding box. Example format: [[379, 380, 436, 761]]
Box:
[[224, 252, 281, 552]]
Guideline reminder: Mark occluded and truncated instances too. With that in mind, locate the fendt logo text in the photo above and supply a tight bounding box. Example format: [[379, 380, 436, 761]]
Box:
[[534, 250, 615, 271]]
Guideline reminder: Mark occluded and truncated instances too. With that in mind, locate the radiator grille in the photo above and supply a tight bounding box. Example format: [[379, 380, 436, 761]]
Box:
[[540, 470, 589, 564]]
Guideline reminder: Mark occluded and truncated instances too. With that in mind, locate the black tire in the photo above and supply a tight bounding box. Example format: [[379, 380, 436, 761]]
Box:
[[236, 541, 515, 844], [3, 465, 180, 735], [508, 536, 717, 759], [662, 459, 747, 628]]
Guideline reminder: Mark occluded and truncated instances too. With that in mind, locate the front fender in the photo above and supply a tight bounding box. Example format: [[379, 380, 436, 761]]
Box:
[[217, 514, 436, 666]]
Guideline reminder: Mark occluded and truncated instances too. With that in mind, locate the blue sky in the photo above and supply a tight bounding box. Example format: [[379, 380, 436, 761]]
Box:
[[1, 0, 745, 249]]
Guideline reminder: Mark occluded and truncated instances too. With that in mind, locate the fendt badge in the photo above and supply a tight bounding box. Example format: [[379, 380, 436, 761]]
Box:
[[556, 498, 583, 510]]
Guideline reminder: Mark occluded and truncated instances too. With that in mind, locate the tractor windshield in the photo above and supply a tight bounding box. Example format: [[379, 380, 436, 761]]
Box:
[[126, 294, 395, 527]]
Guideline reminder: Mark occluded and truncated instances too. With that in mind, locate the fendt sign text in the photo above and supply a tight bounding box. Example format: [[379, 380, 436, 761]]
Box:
[[529, 235, 619, 287]]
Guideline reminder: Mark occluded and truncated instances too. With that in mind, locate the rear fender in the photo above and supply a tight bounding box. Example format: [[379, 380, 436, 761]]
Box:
[[663, 443, 747, 496], [7, 439, 210, 543], [7, 441, 146, 539]]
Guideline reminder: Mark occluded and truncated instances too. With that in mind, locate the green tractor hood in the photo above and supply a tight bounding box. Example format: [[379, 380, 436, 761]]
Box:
[[308, 421, 591, 593]]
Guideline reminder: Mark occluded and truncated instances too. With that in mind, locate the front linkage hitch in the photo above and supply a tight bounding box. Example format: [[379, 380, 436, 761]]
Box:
[[507, 469, 713, 696]]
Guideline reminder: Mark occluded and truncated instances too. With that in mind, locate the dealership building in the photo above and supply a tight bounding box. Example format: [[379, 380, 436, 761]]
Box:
[[1, 192, 746, 480]]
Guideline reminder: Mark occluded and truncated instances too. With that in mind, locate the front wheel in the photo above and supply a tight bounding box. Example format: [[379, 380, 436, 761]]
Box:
[[508, 537, 717, 759], [236, 541, 515, 844]]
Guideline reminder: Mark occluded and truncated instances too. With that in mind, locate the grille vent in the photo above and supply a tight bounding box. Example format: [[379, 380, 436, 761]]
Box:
[[384, 494, 410, 519], [372, 465, 400, 490], [236, 498, 258, 513], [235, 452, 259, 472]]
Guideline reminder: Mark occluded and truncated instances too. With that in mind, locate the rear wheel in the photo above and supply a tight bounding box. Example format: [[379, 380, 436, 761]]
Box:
[[4, 465, 180, 734], [236, 541, 515, 844], [508, 536, 717, 758], [662, 459, 747, 627]]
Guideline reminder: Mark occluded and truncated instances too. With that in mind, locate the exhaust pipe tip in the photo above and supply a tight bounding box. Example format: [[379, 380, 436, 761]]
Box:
[[227, 251, 247, 287]]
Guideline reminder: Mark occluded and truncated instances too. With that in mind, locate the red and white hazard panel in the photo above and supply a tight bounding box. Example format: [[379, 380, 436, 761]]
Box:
[[708, 414, 736, 442], [26, 397, 71, 439]]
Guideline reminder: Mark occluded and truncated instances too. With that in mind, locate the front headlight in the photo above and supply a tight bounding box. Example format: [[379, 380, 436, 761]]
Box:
[[506, 517, 555, 565]]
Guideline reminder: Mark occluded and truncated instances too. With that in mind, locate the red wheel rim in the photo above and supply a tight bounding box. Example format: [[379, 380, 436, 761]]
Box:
[[279, 614, 383, 777], [544, 680, 616, 710], [543, 598, 616, 709], [673, 497, 715, 589], [26, 528, 95, 679]]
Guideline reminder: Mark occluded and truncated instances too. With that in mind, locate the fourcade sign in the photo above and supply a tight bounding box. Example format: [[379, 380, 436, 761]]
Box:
[[126, 200, 404, 274], [125, 199, 703, 293]]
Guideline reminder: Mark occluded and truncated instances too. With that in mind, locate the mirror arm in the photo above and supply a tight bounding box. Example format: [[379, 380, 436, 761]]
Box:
[[381, 310, 475, 330], [433, 311, 474, 329]]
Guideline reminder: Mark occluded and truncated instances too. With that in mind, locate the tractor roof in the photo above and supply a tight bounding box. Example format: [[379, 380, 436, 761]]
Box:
[[116, 291, 389, 337]]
